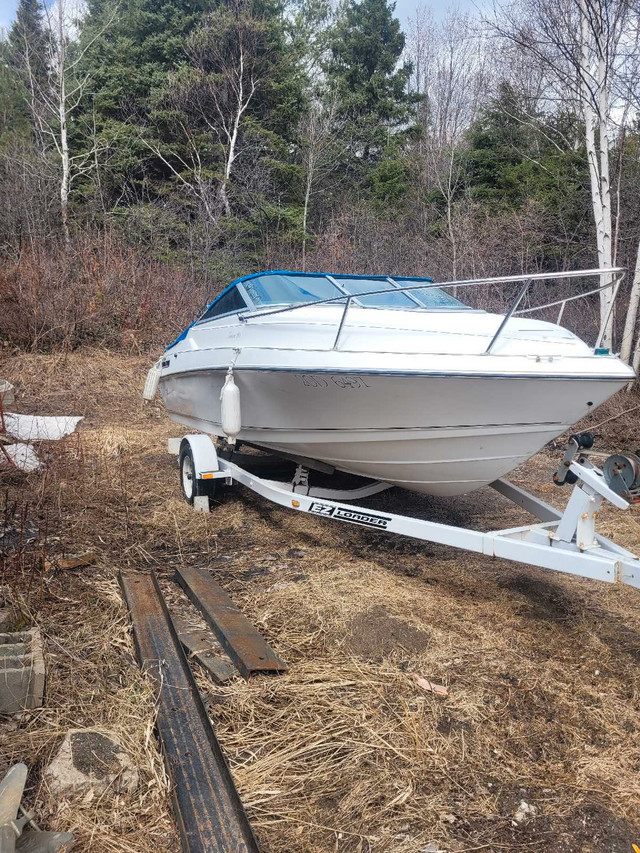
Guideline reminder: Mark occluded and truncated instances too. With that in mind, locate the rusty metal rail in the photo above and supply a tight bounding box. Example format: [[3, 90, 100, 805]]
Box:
[[120, 571, 259, 853], [176, 565, 287, 679], [171, 613, 236, 684]]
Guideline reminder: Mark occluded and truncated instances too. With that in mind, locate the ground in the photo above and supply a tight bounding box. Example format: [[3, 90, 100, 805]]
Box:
[[1, 349, 640, 853]]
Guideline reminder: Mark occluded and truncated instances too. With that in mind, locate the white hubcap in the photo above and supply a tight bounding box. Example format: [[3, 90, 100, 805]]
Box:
[[182, 454, 194, 500]]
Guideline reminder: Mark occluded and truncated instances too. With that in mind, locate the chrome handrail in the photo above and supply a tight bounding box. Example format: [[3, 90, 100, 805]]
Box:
[[237, 267, 625, 353]]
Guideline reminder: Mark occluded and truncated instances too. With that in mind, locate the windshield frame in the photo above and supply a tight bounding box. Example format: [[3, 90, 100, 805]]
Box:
[[197, 271, 471, 322]]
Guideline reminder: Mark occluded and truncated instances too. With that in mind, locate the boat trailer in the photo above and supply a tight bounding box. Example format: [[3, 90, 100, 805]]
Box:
[[171, 433, 640, 590]]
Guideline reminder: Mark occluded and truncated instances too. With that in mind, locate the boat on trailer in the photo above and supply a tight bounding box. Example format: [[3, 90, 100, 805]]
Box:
[[151, 267, 633, 497], [145, 266, 640, 590]]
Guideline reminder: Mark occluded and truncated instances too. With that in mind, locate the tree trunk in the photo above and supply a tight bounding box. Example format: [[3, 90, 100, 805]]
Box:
[[597, 48, 614, 348], [445, 147, 457, 280], [632, 336, 640, 380], [580, 0, 612, 348], [59, 87, 70, 245], [302, 163, 313, 272], [57, 0, 70, 246], [621, 238, 640, 366], [218, 48, 245, 218]]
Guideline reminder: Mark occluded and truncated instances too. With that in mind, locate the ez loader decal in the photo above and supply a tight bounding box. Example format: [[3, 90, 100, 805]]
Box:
[[309, 502, 391, 530]]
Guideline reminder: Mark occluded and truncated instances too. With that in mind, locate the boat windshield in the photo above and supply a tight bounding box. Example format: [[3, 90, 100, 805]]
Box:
[[241, 273, 469, 311], [242, 274, 340, 306]]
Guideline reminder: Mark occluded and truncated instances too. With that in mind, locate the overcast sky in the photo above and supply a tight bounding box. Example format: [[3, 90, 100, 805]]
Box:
[[0, 0, 481, 37]]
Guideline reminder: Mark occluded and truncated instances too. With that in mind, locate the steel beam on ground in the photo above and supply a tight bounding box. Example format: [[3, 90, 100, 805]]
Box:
[[119, 571, 258, 853], [176, 565, 287, 679]]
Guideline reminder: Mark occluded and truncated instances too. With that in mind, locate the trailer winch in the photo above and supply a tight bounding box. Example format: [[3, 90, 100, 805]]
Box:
[[602, 452, 640, 503]]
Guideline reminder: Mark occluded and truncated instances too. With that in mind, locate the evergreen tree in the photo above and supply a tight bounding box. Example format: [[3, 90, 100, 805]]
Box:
[[462, 83, 590, 264], [76, 0, 305, 261], [465, 84, 588, 218], [74, 0, 215, 213], [154, 0, 306, 242], [327, 0, 417, 161], [82, 0, 212, 121], [8, 0, 49, 90], [0, 42, 30, 142], [6, 0, 50, 143]]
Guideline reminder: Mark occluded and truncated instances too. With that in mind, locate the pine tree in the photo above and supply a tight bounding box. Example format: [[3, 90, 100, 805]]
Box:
[[0, 42, 30, 142], [76, 0, 305, 259], [8, 0, 49, 91], [155, 0, 305, 231], [327, 0, 416, 160], [70, 0, 215, 217]]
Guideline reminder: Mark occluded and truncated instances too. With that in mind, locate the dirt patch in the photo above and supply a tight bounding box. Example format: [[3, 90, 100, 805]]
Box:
[[345, 604, 430, 659], [499, 573, 579, 623], [70, 731, 124, 779], [559, 803, 638, 853]]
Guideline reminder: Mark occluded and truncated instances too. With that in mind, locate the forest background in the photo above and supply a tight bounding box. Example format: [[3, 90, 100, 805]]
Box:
[[2, 0, 640, 369]]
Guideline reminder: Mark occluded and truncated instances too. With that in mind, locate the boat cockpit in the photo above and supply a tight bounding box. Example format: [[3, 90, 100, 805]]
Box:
[[197, 271, 470, 324]]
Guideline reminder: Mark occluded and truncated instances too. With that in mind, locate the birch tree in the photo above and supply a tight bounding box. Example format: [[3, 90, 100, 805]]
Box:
[[16, 0, 117, 243], [491, 0, 630, 349], [617, 10, 640, 367], [298, 95, 344, 270], [157, 2, 268, 222]]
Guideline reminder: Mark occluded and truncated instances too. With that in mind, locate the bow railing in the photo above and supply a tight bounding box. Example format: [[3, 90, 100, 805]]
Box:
[[238, 267, 626, 353]]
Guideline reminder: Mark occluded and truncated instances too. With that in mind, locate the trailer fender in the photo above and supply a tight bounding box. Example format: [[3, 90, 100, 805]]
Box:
[[179, 435, 219, 479]]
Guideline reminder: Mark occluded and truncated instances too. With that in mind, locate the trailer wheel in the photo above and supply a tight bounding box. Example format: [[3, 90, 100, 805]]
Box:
[[179, 442, 216, 505]]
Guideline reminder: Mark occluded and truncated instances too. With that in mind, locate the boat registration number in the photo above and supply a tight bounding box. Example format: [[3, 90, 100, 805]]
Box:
[[295, 374, 372, 390], [309, 502, 390, 530]]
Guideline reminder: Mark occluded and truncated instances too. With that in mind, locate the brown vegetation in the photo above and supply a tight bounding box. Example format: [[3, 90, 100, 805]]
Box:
[[0, 233, 208, 352], [1, 350, 639, 852], [0, 211, 623, 358]]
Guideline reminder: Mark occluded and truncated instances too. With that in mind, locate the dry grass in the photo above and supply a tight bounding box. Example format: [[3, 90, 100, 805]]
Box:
[[1, 348, 640, 853]]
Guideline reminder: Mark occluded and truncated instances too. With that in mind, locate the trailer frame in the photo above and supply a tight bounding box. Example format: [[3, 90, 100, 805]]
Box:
[[170, 435, 640, 591]]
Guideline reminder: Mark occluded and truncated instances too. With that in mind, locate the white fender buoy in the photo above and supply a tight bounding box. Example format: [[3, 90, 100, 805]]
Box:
[[143, 359, 162, 401], [220, 368, 241, 445]]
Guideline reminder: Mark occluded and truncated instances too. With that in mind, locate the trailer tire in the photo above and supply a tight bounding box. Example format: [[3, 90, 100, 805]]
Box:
[[179, 442, 216, 505]]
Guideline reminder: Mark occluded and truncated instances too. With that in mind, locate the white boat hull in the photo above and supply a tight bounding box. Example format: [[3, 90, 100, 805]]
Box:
[[159, 368, 625, 496]]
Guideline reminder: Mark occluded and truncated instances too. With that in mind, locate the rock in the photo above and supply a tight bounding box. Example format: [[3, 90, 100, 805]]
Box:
[[44, 729, 138, 798], [513, 800, 537, 824]]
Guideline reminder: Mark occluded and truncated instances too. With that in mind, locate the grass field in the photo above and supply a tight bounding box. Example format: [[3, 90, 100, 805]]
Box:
[[1, 349, 640, 853]]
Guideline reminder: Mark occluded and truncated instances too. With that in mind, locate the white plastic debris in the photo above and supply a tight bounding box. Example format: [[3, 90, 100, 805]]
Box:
[[3, 414, 82, 442], [1, 410, 82, 472], [0, 380, 15, 408], [1, 443, 42, 472], [513, 800, 537, 824]]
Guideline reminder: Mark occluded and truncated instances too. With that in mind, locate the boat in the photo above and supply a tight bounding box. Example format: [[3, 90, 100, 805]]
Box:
[[150, 268, 635, 497]]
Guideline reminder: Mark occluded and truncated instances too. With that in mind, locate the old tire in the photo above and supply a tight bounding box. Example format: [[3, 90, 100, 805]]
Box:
[[179, 441, 216, 505]]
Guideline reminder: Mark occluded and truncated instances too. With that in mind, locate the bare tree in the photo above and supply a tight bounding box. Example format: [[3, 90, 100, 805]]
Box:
[[298, 95, 345, 270], [15, 0, 118, 243], [408, 7, 493, 147], [406, 8, 493, 277]]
